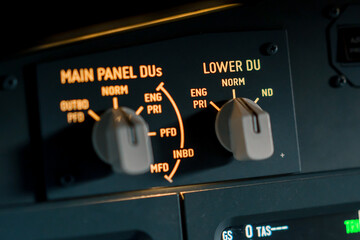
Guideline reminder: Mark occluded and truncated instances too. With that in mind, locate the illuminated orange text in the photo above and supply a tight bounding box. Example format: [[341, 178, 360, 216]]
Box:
[[144, 93, 162, 102], [97, 66, 137, 81], [203, 59, 261, 74], [190, 88, 207, 97], [60, 68, 94, 84], [139, 65, 163, 78], [262, 88, 273, 97], [67, 112, 85, 123], [173, 148, 194, 159], [101, 85, 129, 96], [222, 77, 245, 87], [60, 99, 89, 112], [193, 99, 207, 109], [150, 163, 169, 173], [147, 104, 162, 114], [160, 128, 177, 137], [203, 61, 243, 74]]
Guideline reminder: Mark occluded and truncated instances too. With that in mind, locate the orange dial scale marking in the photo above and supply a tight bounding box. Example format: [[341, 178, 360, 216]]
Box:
[[88, 109, 101, 121], [156, 82, 185, 183]]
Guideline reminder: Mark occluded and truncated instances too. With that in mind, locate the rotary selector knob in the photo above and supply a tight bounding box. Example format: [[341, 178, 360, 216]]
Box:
[[92, 107, 154, 175], [215, 98, 274, 161]]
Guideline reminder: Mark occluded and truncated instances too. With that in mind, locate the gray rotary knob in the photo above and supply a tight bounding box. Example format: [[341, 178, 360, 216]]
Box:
[[92, 107, 154, 175], [215, 98, 274, 161]]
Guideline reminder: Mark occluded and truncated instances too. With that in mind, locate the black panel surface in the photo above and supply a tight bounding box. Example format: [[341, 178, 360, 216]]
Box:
[[1, 0, 360, 239], [182, 171, 360, 240], [36, 31, 299, 200], [0, 194, 182, 240]]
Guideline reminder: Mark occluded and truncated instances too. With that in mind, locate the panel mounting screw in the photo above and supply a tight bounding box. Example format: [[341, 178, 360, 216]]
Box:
[[59, 174, 75, 187], [330, 75, 347, 88], [328, 6, 340, 18], [1, 75, 18, 91], [263, 43, 279, 56]]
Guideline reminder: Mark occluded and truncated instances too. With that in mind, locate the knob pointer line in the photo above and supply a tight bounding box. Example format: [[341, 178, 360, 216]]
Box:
[[156, 82, 185, 183], [88, 109, 101, 121], [210, 101, 220, 111], [148, 132, 157, 136], [135, 106, 144, 115], [112, 99, 158, 138], [232, 88, 236, 99], [87, 97, 120, 121], [209, 88, 261, 112], [112, 97, 119, 109]]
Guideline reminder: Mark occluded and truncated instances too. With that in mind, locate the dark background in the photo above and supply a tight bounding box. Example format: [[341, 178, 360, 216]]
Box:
[[0, 0, 230, 58], [1, 0, 360, 239]]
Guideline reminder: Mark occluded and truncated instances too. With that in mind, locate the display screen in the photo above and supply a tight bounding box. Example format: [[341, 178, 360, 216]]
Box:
[[222, 209, 360, 239]]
